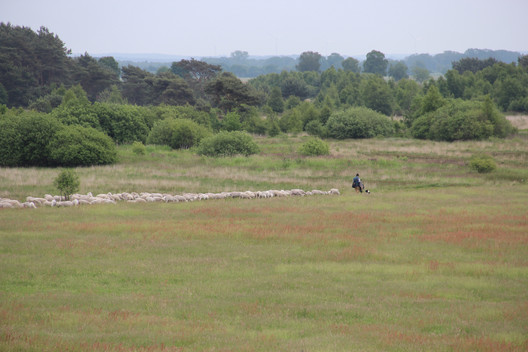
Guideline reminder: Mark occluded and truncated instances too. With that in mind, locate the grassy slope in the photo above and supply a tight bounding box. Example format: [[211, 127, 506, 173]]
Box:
[[1, 135, 527, 351]]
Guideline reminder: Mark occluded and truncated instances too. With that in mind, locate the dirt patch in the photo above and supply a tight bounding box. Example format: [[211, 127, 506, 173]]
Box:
[[506, 115, 528, 130]]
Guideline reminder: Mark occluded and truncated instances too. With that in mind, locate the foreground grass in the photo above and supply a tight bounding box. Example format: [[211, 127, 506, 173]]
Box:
[[1, 185, 527, 351], [1, 135, 527, 351]]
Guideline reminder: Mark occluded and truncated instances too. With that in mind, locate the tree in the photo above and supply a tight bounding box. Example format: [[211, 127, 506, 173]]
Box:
[[147, 72, 195, 106], [171, 58, 222, 99], [388, 61, 409, 81], [452, 57, 498, 74], [342, 57, 360, 73], [53, 169, 80, 200], [72, 53, 120, 101], [0, 24, 72, 107], [267, 86, 284, 113], [322, 53, 344, 71], [121, 65, 153, 105], [411, 66, 431, 83], [518, 55, 528, 69], [98, 56, 120, 76], [205, 72, 259, 112], [296, 51, 323, 72], [230, 50, 249, 62], [360, 75, 393, 115], [281, 75, 309, 99], [363, 50, 388, 76]]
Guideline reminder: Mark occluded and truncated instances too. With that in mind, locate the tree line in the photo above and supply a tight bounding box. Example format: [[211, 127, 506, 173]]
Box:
[[0, 23, 524, 168]]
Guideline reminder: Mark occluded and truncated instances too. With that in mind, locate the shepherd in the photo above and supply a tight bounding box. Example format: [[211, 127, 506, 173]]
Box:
[[352, 173, 363, 193]]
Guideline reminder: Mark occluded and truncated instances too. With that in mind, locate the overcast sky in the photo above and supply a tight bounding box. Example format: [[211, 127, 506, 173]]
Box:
[[2, 0, 527, 58]]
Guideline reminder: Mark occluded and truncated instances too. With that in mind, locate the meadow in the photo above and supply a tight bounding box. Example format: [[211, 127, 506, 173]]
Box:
[[1, 133, 527, 351]]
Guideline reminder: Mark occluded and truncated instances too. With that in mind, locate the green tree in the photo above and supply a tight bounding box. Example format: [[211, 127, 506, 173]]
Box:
[[281, 74, 309, 99], [360, 75, 393, 115], [221, 111, 242, 131], [321, 53, 344, 71], [411, 66, 430, 83], [205, 72, 260, 112], [363, 50, 388, 76], [296, 51, 323, 72], [53, 169, 80, 201], [388, 61, 409, 81], [72, 53, 120, 101], [98, 56, 120, 76], [0, 24, 72, 107], [342, 57, 360, 73], [171, 58, 222, 99], [267, 86, 284, 113], [452, 57, 498, 74]]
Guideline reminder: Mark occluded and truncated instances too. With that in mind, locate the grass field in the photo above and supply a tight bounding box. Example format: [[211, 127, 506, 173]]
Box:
[[1, 134, 527, 351]]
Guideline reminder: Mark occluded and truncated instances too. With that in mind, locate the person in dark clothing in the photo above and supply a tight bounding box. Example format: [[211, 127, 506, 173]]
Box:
[[352, 173, 363, 193]]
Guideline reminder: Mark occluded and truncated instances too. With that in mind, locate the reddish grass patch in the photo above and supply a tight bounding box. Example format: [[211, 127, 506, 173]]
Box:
[[451, 336, 527, 352], [419, 213, 528, 248]]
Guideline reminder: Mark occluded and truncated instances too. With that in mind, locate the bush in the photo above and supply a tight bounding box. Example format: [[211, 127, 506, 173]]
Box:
[[305, 120, 328, 138], [469, 154, 497, 173], [0, 110, 61, 166], [92, 103, 150, 144], [147, 118, 211, 149], [326, 107, 394, 139], [298, 138, 330, 156], [197, 131, 260, 157], [53, 169, 80, 200], [411, 98, 514, 141], [49, 125, 117, 166], [132, 141, 146, 155]]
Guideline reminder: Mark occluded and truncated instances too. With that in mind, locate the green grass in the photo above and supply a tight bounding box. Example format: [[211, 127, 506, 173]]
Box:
[[1, 135, 528, 351]]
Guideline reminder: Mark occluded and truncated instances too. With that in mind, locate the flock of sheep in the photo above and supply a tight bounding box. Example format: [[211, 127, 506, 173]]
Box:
[[0, 188, 341, 209]]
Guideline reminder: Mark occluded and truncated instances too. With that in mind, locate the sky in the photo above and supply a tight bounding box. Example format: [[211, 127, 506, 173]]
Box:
[[2, 0, 527, 58]]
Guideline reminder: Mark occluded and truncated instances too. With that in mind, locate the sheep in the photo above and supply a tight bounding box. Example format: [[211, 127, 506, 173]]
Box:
[[11, 187, 341, 211], [0, 202, 14, 208], [22, 202, 37, 209], [26, 196, 46, 206], [290, 189, 306, 196]]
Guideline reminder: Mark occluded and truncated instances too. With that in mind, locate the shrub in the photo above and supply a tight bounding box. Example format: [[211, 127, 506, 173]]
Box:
[[469, 154, 497, 173], [299, 138, 330, 156], [326, 107, 394, 139], [221, 111, 242, 131], [0, 110, 61, 166], [197, 131, 260, 157], [411, 98, 514, 141], [147, 118, 211, 149], [132, 141, 146, 155], [53, 169, 80, 200], [305, 120, 328, 138], [92, 103, 150, 144], [49, 125, 117, 166]]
